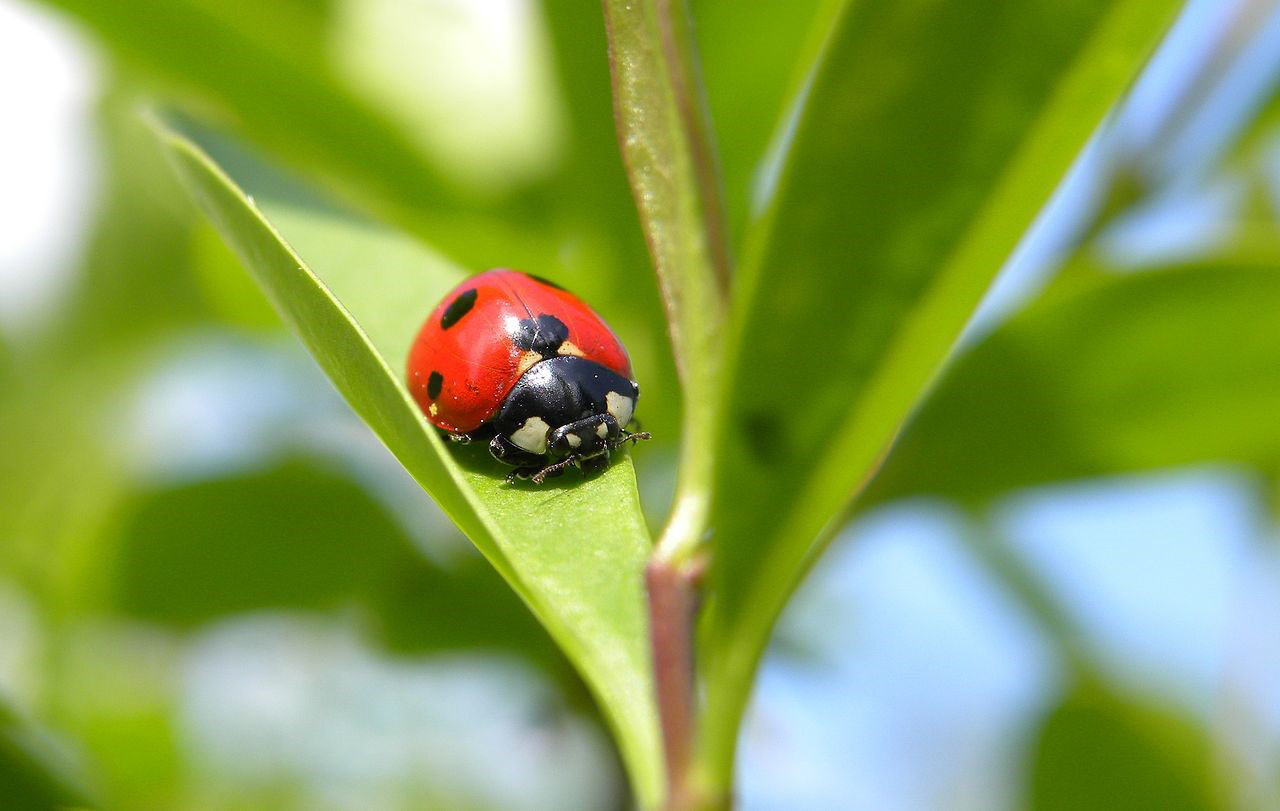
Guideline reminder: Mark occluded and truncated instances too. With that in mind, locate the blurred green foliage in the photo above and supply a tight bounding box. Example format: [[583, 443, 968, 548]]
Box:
[[867, 258, 1280, 507], [110, 459, 415, 626], [0, 701, 91, 810], [1026, 687, 1217, 811]]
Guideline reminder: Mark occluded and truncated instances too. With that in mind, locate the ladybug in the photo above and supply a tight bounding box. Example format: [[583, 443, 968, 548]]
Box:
[[407, 269, 648, 483]]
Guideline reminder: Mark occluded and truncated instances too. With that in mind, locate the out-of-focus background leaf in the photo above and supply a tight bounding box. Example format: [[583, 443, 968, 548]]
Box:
[[692, 0, 837, 244], [0, 699, 91, 809], [867, 257, 1280, 507], [37, 0, 510, 253], [1024, 686, 1217, 811], [3, 0, 1280, 808], [109, 458, 428, 627]]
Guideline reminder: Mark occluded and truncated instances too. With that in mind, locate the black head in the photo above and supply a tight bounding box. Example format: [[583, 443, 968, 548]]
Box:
[[488, 356, 639, 459], [510, 314, 570, 357]]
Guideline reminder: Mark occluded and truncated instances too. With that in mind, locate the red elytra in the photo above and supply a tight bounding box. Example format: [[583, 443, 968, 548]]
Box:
[[406, 269, 633, 434]]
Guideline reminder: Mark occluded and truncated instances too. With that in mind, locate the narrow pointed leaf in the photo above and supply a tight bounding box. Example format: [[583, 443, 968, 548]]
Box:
[[698, 0, 1181, 785], [154, 125, 662, 805]]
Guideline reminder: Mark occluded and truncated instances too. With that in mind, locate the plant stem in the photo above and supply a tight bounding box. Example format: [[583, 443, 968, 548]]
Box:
[[601, 0, 729, 804], [645, 557, 699, 811], [652, 0, 732, 294], [601, 0, 729, 440]]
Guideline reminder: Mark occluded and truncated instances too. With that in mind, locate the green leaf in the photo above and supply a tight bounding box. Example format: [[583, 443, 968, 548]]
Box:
[[698, 0, 1181, 787], [108, 459, 417, 626], [107, 457, 595, 716], [109, 457, 574, 674], [866, 258, 1280, 507], [369, 545, 569, 671], [154, 124, 663, 806], [1025, 686, 1219, 811], [368, 549, 623, 730]]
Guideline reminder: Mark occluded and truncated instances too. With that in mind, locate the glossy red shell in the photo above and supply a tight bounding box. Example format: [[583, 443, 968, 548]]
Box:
[[407, 269, 633, 433]]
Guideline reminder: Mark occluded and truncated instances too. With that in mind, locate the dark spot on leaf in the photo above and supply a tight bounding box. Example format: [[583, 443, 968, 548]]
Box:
[[742, 412, 786, 465], [525, 273, 567, 291], [440, 288, 478, 330], [512, 314, 570, 356], [427, 371, 443, 400]]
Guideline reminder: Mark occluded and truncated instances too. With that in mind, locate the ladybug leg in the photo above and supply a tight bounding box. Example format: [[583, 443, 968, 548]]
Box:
[[529, 450, 605, 485], [507, 466, 554, 484], [576, 451, 611, 477], [610, 430, 651, 450], [528, 415, 635, 484], [488, 434, 548, 482], [548, 414, 618, 456]]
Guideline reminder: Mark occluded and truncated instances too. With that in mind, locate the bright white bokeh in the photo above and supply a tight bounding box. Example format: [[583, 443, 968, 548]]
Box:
[[0, 0, 98, 334], [332, 0, 566, 196], [180, 618, 619, 811]]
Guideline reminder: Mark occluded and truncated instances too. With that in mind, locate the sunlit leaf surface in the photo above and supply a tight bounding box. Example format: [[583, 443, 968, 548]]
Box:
[[156, 124, 663, 805]]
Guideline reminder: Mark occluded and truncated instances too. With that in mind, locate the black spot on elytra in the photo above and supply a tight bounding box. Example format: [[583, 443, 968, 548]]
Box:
[[427, 371, 443, 400], [742, 412, 786, 465], [525, 273, 567, 291], [440, 288, 478, 330], [512, 314, 570, 357]]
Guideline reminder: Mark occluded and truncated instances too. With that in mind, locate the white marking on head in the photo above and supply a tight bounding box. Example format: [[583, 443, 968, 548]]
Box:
[[558, 340, 584, 358], [596, 422, 609, 439], [566, 433, 582, 448], [510, 416, 551, 454], [605, 391, 634, 427]]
